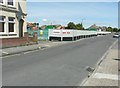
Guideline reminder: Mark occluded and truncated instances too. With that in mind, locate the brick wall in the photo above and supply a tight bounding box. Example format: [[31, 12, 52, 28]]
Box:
[[0, 32, 38, 48]]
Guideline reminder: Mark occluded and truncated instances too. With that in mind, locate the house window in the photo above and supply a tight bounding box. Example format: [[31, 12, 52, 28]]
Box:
[[0, 16, 5, 32], [8, 17, 15, 32], [0, 0, 3, 3], [8, 0, 13, 6]]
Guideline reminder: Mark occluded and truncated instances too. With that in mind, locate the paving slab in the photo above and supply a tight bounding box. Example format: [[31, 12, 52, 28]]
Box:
[[0, 41, 67, 57], [83, 42, 119, 86]]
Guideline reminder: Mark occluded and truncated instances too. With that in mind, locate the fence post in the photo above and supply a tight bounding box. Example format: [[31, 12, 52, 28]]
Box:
[[24, 32, 29, 42], [33, 32, 38, 43]]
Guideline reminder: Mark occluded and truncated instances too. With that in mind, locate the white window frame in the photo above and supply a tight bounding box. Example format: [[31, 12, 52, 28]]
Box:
[[8, 17, 15, 33], [0, 16, 6, 34], [0, 0, 5, 5], [7, 0, 15, 7]]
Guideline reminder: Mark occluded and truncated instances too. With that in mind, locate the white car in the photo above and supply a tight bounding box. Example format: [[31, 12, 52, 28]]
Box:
[[113, 33, 120, 38]]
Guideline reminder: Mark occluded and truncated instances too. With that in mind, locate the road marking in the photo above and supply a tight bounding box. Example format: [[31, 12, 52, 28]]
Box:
[[24, 50, 39, 54], [2, 52, 8, 54], [41, 48, 46, 50], [1, 54, 21, 58], [80, 39, 118, 86], [93, 73, 120, 80], [45, 45, 51, 47], [97, 39, 118, 66]]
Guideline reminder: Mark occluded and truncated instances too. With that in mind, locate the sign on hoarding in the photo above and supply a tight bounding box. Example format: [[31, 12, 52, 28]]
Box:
[[62, 30, 72, 35], [52, 30, 61, 35], [63, 32, 71, 34]]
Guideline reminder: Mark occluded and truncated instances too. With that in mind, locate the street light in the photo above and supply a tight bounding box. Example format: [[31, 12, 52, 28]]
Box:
[[81, 18, 86, 24], [81, 18, 86, 30]]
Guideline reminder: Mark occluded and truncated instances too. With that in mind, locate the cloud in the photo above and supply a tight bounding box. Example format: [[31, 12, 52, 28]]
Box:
[[27, 2, 118, 27]]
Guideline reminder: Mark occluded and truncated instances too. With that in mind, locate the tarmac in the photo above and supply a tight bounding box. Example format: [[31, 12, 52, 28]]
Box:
[[0, 35, 108, 57], [0, 41, 67, 57], [1, 35, 119, 86], [0, 35, 100, 57], [82, 40, 119, 86]]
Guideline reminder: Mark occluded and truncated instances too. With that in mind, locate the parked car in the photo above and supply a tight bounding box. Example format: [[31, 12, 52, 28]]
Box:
[[113, 32, 120, 38]]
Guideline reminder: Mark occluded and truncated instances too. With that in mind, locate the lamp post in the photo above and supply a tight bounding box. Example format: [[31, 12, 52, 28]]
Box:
[[81, 18, 85, 30]]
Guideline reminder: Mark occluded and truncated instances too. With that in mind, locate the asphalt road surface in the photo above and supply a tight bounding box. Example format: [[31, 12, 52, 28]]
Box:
[[2, 34, 117, 86]]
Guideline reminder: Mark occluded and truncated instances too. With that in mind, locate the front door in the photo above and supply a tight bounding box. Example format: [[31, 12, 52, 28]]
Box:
[[19, 19, 24, 37]]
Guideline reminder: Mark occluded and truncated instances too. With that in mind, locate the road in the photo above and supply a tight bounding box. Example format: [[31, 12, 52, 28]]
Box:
[[2, 34, 117, 86]]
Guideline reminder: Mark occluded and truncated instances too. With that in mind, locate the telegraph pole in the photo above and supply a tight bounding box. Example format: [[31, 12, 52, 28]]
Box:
[[81, 18, 85, 30]]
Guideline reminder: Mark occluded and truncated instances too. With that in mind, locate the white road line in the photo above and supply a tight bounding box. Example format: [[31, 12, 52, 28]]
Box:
[[45, 45, 51, 47], [93, 73, 120, 80], [97, 39, 118, 66], [80, 39, 118, 86], [24, 50, 39, 54], [2, 52, 8, 54], [41, 48, 46, 50], [1, 54, 21, 58]]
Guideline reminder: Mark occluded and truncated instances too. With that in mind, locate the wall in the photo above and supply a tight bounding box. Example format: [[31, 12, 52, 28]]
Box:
[[48, 29, 111, 41], [0, 32, 38, 48], [48, 29, 98, 38], [0, 10, 19, 38], [17, 0, 27, 35]]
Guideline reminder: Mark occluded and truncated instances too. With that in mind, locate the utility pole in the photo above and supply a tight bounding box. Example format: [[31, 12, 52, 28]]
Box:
[[81, 18, 85, 30]]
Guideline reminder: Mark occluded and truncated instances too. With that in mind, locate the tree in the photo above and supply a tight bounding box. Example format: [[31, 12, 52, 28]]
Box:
[[76, 23, 83, 30], [113, 28, 118, 32], [36, 23, 39, 28], [118, 29, 120, 32], [33, 23, 37, 27], [106, 27, 113, 32], [66, 22, 84, 30], [66, 22, 76, 29], [106, 27, 119, 32]]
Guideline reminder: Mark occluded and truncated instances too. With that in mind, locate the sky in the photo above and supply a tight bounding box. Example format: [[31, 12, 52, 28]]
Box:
[[26, 1, 118, 28], [27, 0, 119, 2]]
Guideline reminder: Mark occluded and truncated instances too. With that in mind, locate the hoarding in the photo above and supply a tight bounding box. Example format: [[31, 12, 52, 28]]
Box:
[[48, 29, 111, 40]]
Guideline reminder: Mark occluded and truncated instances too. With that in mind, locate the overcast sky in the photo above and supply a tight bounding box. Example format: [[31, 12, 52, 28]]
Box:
[[26, 1, 118, 28]]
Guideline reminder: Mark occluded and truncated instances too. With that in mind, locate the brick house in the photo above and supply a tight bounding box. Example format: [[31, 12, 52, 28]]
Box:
[[0, 0, 27, 38], [0, 0, 38, 48]]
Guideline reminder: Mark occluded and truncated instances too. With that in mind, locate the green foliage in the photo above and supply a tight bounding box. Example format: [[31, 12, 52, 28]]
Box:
[[33, 23, 37, 27], [106, 27, 113, 32], [76, 23, 83, 30], [66, 22, 84, 30], [33, 23, 39, 27], [106, 27, 119, 32], [113, 28, 118, 32], [67, 22, 76, 29], [117, 28, 120, 32]]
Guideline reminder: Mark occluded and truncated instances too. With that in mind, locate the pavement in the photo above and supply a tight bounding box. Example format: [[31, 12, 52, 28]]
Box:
[[0, 35, 109, 57], [2, 34, 117, 86], [0, 41, 67, 57], [0, 35, 103, 57], [82, 39, 119, 86]]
